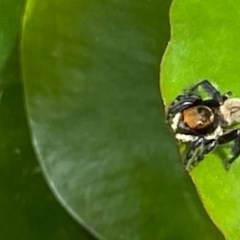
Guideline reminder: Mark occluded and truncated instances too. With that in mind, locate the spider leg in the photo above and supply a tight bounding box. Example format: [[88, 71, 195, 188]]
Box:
[[184, 137, 205, 170], [184, 138, 218, 170], [218, 129, 240, 166], [203, 139, 218, 155], [222, 91, 232, 101], [202, 99, 221, 108], [167, 93, 202, 117], [186, 80, 224, 103]]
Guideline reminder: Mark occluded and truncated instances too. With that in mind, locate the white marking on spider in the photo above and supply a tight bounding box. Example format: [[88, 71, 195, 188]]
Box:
[[175, 124, 223, 143]]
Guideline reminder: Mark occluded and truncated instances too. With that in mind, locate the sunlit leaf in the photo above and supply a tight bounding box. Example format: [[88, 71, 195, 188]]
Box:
[[161, 0, 240, 239]]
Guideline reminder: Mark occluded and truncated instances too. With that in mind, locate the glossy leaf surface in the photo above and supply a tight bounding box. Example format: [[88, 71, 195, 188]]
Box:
[[0, 1, 96, 240], [23, 0, 222, 239], [161, 0, 240, 239]]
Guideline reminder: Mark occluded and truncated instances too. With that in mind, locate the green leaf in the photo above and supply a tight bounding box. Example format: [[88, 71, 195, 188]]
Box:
[[0, 46, 96, 240], [161, 0, 240, 239], [0, 0, 25, 71], [22, 0, 222, 239]]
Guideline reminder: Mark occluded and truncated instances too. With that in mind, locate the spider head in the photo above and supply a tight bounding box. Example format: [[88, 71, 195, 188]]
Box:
[[182, 105, 214, 131]]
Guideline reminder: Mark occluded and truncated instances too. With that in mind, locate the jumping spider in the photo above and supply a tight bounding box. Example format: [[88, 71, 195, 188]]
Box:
[[167, 80, 240, 170]]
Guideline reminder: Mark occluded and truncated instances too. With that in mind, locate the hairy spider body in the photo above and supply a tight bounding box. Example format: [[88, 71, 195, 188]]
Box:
[[167, 80, 240, 170]]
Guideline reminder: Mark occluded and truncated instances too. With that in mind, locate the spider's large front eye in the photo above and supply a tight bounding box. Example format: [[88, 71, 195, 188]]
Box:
[[182, 105, 214, 130], [197, 106, 213, 122]]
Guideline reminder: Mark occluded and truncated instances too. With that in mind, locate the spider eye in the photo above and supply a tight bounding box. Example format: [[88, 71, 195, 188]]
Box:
[[197, 106, 214, 123], [182, 105, 214, 131]]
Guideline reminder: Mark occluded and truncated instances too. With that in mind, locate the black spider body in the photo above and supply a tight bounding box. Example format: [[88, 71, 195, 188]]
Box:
[[167, 80, 240, 170]]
